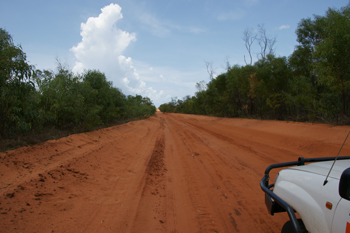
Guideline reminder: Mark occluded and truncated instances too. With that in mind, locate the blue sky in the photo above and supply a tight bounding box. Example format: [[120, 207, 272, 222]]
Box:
[[1, 0, 348, 107]]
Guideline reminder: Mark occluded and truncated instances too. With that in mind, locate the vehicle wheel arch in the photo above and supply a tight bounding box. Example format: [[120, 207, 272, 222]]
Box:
[[275, 180, 330, 233]]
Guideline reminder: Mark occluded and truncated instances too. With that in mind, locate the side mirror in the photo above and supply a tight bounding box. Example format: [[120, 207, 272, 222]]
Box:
[[339, 168, 350, 200]]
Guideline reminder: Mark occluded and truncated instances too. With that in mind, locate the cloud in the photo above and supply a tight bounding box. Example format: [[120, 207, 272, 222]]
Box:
[[70, 3, 207, 107], [133, 60, 206, 107], [217, 9, 245, 21], [71, 3, 164, 104], [278, 25, 290, 30], [72, 4, 135, 61]]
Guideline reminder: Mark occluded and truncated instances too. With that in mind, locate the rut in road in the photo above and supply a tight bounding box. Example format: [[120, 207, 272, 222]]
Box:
[[1, 112, 350, 233], [160, 113, 278, 233], [130, 133, 168, 233]]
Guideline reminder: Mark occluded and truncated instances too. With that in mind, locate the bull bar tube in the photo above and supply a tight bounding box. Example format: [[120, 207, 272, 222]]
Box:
[[260, 156, 350, 233]]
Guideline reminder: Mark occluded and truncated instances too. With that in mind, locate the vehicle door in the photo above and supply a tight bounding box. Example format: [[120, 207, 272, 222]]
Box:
[[332, 198, 350, 233]]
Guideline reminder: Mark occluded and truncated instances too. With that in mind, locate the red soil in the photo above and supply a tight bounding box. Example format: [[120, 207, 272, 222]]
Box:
[[1, 112, 350, 233]]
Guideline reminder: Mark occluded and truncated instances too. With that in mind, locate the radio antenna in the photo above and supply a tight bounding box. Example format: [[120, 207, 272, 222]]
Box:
[[323, 131, 350, 186]]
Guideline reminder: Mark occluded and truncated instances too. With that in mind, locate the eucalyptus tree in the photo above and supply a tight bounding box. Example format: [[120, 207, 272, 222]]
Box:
[[242, 25, 277, 64], [243, 28, 256, 65]]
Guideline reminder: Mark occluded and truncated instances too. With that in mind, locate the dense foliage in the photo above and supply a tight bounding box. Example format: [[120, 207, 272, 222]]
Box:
[[159, 4, 350, 124], [0, 28, 156, 138]]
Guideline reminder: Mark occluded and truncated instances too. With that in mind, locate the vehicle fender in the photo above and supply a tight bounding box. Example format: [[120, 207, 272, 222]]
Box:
[[274, 180, 331, 233]]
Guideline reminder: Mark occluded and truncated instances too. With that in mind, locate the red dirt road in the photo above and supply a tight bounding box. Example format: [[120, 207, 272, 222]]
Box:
[[1, 112, 350, 233]]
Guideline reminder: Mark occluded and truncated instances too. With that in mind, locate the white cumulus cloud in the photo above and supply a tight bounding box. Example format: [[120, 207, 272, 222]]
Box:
[[71, 3, 163, 103]]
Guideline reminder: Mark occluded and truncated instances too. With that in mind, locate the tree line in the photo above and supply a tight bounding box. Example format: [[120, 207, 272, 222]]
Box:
[[0, 28, 156, 138], [160, 4, 350, 124]]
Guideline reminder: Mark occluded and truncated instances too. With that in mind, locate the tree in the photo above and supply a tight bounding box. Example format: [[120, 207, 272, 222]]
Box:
[[243, 28, 256, 65], [205, 61, 215, 80], [256, 24, 277, 60], [242, 25, 277, 64], [295, 3, 350, 119], [0, 28, 36, 136], [83, 70, 122, 123], [226, 65, 255, 116], [37, 66, 85, 128], [0, 29, 33, 86], [195, 80, 207, 92], [312, 5, 350, 115], [253, 55, 291, 119], [206, 74, 227, 116]]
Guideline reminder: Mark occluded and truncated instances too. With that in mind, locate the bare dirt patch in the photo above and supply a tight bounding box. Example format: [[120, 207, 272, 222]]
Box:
[[1, 112, 350, 232]]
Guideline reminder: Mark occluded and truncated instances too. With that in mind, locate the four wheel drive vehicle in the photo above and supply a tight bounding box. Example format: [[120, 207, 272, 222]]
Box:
[[261, 156, 350, 233]]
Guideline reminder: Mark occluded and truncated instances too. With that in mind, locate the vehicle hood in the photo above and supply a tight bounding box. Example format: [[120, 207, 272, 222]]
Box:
[[287, 159, 350, 180]]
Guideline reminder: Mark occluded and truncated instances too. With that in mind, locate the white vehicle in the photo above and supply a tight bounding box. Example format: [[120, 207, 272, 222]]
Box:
[[261, 156, 350, 233]]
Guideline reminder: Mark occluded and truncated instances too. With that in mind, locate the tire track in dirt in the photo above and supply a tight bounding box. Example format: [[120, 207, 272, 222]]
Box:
[[130, 133, 167, 232], [0, 117, 164, 233], [2, 112, 350, 233], [162, 114, 278, 233]]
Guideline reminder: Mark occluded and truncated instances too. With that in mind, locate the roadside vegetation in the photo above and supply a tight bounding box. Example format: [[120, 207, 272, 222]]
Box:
[[159, 4, 350, 124], [0, 28, 156, 151]]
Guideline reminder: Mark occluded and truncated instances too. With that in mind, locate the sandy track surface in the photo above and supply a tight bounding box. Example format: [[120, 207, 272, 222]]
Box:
[[1, 112, 350, 233]]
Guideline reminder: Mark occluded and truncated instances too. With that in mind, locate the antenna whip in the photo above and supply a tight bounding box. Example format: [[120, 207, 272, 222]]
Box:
[[323, 131, 350, 186]]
